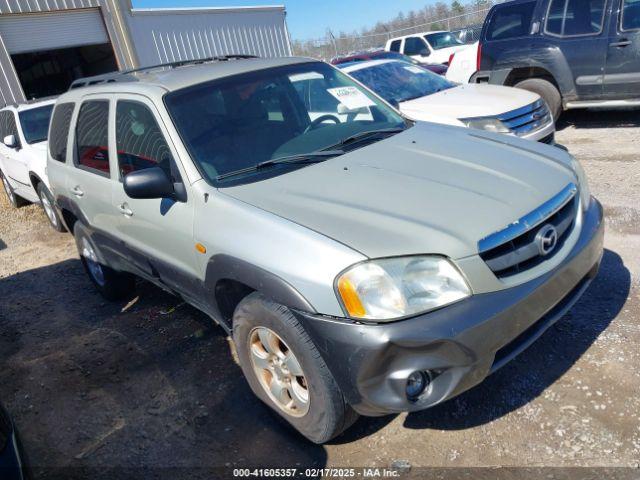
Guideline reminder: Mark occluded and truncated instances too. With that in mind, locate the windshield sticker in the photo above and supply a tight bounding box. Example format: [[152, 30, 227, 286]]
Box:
[[404, 65, 427, 74], [327, 86, 376, 110]]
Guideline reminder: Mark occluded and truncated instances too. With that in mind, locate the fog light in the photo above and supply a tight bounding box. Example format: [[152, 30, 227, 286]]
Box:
[[406, 371, 429, 401]]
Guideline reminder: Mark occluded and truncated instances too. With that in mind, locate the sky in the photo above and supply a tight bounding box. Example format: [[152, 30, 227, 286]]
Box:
[[132, 0, 437, 41]]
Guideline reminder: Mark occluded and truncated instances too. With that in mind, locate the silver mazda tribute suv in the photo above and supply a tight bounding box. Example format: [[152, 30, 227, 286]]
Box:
[[46, 56, 604, 443]]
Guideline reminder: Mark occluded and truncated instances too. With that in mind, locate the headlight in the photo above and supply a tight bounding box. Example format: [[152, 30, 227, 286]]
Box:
[[570, 155, 591, 210], [336, 256, 471, 321], [462, 117, 510, 134]]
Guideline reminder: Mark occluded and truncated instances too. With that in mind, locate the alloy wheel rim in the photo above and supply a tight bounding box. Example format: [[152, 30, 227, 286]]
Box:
[[248, 326, 310, 417], [81, 238, 105, 286], [40, 191, 57, 226]]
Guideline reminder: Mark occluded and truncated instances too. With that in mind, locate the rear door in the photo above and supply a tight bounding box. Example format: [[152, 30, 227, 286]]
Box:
[[110, 95, 198, 295], [604, 0, 640, 97], [543, 0, 610, 99], [65, 97, 118, 234]]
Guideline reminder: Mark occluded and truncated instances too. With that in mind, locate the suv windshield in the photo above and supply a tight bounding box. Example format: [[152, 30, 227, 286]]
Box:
[[19, 105, 54, 144], [347, 61, 455, 104], [424, 32, 464, 49], [165, 62, 406, 185]]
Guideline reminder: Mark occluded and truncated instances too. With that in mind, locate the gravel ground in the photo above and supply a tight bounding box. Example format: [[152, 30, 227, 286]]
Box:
[[0, 109, 638, 479]]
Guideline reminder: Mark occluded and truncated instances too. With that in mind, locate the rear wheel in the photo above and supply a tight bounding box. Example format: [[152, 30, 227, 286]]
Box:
[[233, 293, 358, 443], [37, 183, 66, 232], [74, 224, 135, 301], [1, 169, 26, 208], [514, 78, 562, 121]]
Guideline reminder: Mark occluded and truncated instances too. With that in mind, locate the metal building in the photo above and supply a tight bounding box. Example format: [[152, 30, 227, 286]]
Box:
[[0, 0, 291, 107]]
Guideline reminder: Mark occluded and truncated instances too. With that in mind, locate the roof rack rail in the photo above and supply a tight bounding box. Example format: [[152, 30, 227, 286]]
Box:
[[68, 54, 259, 90]]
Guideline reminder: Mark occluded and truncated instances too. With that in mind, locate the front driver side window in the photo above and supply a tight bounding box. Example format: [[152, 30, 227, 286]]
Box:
[[622, 0, 640, 30], [404, 37, 429, 56], [115, 101, 179, 182]]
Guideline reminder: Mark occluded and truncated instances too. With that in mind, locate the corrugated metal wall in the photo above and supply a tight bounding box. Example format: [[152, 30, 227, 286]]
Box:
[[0, 0, 136, 106], [0, 2, 291, 107], [126, 7, 291, 67]]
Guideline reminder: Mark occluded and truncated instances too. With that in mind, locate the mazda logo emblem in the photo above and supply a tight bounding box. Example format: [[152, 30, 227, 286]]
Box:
[[536, 224, 558, 256]]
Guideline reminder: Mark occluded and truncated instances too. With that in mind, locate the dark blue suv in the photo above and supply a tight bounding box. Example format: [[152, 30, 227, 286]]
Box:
[[474, 0, 640, 119]]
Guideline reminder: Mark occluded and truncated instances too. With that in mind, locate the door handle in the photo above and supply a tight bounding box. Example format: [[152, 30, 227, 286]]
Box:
[[610, 40, 631, 47], [118, 203, 134, 217], [70, 186, 84, 197]]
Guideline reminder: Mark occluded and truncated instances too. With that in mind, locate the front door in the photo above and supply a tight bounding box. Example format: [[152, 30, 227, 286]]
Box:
[[403, 36, 432, 63], [0, 111, 29, 190], [543, 0, 610, 99], [604, 0, 640, 97], [110, 95, 199, 297]]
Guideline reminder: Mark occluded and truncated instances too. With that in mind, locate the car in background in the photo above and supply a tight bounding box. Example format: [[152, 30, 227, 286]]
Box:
[[331, 50, 448, 75], [385, 30, 468, 65], [340, 59, 556, 143], [0, 403, 28, 480], [446, 41, 479, 84], [451, 24, 483, 44], [0, 98, 65, 231], [474, 0, 640, 120]]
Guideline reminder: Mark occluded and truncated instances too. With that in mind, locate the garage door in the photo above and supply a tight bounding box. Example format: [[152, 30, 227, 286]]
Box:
[[0, 9, 110, 55]]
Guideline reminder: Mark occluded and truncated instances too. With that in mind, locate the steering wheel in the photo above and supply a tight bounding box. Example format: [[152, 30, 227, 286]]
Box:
[[304, 114, 340, 133]]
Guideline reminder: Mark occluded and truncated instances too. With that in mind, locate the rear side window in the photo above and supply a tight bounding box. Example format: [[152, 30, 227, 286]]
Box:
[[389, 39, 402, 52], [49, 103, 75, 162], [622, 0, 640, 30], [116, 101, 177, 181], [75, 101, 110, 176], [404, 37, 428, 56], [545, 0, 606, 36], [486, 1, 536, 40]]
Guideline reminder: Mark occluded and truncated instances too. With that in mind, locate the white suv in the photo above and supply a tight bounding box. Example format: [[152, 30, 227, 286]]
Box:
[[0, 98, 65, 231]]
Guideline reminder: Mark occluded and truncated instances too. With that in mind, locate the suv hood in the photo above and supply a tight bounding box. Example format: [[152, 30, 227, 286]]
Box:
[[222, 123, 576, 260], [400, 84, 540, 121]]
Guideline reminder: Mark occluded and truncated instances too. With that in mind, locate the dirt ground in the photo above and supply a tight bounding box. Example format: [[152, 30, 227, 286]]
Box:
[[1, 109, 639, 479]]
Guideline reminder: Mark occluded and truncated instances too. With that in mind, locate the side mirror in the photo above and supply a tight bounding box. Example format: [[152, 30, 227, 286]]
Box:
[[420, 47, 430, 57], [124, 167, 175, 200], [3, 135, 18, 149], [388, 98, 400, 109]]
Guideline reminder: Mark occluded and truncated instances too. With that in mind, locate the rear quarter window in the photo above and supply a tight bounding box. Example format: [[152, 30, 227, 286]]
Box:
[[49, 103, 75, 162], [486, 1, 537, 40], [389, 39, 402, 52]]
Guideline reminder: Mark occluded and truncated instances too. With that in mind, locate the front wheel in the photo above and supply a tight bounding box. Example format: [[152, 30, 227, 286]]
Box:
[[233, 293, 358, 443], [1, 169, 26, 208], [37, 183, 66, 232]]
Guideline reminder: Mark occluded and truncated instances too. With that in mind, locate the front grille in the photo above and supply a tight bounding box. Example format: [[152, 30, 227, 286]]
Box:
[[479, 183, 578, 278], [497, 99, 552, 136]]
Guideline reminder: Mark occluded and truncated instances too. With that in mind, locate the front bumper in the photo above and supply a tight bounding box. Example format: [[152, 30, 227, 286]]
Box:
[[293, 198, 604, 416]]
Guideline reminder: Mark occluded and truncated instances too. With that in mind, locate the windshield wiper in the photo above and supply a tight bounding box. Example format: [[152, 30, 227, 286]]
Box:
[[215, 150, 345, 181], [333, 127, 406, 148]]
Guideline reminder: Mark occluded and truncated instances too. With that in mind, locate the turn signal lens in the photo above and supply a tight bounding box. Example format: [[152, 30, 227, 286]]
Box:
[[337, 276, 367, 318]]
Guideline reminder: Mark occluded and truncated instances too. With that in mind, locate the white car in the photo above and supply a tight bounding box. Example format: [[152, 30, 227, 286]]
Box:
[[385, 31, 468, 65], [0, 98, 65, 231], [340, 59, 556, 144], [446, 41, 480, 84]]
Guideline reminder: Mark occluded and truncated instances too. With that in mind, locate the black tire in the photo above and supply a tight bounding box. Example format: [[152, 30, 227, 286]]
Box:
[[1, 169, 27, 208], [36, 183, 66, 232], [514, 78, 562, 121], [233, 293, 358, 443], [73, 223, 136, 301]]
